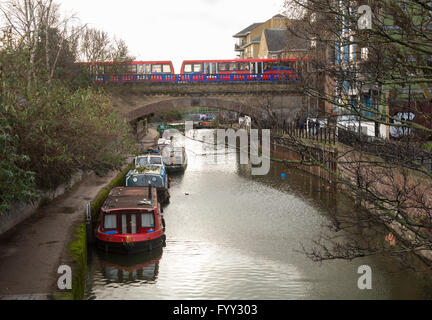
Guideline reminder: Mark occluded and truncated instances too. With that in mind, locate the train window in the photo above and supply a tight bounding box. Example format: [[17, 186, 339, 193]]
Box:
[[163, 65, 171, 73], [229, 63, 237, 71], [128, 65, 137, 73], [218, 63, 228, 71], [204, 63, 211, 74], [184, 64, 192, 73], [239, 63, 250, 71], [138, 65, 144, 74], [152, 64, 162, 73], [144, 65, 151, 74], [193, 64, 203, 72]]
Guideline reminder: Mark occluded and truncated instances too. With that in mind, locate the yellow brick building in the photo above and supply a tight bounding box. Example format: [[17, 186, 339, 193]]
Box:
[[233, 14, 310, 60]]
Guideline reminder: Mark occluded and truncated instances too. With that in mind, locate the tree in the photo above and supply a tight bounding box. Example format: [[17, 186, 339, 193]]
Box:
[[0, 1, 135, 210], [280, 0, 432, 269], [0, 0, 83, 84]]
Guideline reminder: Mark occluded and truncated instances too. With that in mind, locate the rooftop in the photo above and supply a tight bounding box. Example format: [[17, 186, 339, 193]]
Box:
[[233, 22, 263, 38], [102, 187, 157, 211], [264, 28, 309, 52]]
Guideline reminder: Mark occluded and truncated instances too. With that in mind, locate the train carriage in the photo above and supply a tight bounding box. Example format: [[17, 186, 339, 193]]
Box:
[[180, 58, 306, 76], [76, 60, 175, 83]]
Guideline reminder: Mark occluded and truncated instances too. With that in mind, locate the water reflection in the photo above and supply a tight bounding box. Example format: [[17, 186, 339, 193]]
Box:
[[97, 248, 163, 284]]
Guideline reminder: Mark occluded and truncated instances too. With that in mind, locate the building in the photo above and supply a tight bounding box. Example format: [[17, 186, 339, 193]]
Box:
[[233, 14, 309, 60]]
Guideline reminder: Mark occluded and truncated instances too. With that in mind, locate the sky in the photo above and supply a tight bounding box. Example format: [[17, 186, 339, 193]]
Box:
[[60, 0, 286, 72]]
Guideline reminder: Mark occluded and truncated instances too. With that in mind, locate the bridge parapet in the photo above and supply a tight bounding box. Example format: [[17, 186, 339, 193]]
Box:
[[105, 82, 303, 96]]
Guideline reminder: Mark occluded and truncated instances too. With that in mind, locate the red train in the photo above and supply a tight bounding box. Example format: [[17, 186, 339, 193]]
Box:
[[75, 58, 306, 83], [77, 60, 175, 77], [180, 58, 307, 75]]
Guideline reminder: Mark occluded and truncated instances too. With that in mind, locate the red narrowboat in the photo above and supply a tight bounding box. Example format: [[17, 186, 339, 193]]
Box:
[[96, 186, 166, 255]]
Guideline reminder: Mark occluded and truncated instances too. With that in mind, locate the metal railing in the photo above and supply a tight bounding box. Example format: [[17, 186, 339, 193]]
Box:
[[94, 73, 301, 84], [273, 123, 337, 145]]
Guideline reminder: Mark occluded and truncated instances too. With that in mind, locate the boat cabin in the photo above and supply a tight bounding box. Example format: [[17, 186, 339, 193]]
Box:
[[96, 187, 166, 254]]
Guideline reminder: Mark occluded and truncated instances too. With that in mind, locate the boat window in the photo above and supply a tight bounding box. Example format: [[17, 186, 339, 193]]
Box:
[[141, 213, 155, 228], [136, 157, 149, 165], [104, 214, 117, 229], [122, 215, 127, 234], [131, 214, 137, 234], [150, 157, 162, 165]]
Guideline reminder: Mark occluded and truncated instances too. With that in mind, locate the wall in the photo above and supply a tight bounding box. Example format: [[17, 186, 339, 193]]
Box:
[[0, 171, 86, 235]]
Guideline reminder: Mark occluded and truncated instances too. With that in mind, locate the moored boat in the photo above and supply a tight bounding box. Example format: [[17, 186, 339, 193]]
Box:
[[126, 162, 171, 204], [162, 145, 188, 173], [96, 187, 166, 255]]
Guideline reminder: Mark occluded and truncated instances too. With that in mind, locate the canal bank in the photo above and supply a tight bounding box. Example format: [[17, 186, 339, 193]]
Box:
[[268, 133, 432, 265], [0, 128, 159, 300]]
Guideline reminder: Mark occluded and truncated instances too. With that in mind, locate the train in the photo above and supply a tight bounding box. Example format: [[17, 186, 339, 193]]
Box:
[[75, 58, 306, 83]]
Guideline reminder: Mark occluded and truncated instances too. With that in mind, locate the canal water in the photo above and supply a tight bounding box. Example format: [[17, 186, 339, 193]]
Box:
[[85, 129, 431, 300]]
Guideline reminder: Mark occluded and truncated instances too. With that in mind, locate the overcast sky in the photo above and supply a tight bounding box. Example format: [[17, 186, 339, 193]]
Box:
[[60, 0, 285, 72]]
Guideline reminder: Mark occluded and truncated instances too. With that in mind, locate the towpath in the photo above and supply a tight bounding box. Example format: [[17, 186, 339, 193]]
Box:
[[0, 128, 159, 300]]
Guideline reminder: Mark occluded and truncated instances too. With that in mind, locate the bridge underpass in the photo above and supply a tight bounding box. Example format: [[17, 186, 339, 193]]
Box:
[[106, 82, 306, 123]]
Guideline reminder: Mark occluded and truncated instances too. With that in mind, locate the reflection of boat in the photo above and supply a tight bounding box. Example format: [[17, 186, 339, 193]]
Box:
[[162, 145, 188, 173], [96, 187, 166, 255], [97, 247, 163, 283]]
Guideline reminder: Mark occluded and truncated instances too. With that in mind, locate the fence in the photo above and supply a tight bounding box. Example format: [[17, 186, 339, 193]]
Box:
[[273, 123, 337, 145]]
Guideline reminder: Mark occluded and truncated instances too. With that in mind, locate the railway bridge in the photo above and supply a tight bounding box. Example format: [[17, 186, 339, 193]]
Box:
[[106, 80, 306, 123]]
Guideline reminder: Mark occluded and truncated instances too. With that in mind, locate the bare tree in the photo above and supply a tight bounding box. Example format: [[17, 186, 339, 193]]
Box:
[[276, 0, 432, 269], [0, 0, 83, 84]]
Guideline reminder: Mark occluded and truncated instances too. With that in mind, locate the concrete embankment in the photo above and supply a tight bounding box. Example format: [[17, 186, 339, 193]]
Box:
[[0, 128, 159, 300]]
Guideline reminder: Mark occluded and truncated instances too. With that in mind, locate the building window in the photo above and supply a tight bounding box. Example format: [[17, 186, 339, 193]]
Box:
[[361, 47, 369, 60]]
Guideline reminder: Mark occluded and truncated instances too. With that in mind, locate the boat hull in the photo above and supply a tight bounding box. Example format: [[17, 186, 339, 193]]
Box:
[[96, 235, 166, 255]]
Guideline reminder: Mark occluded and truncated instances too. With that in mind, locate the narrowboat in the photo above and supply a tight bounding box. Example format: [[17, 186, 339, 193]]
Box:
[[162, 145, 188, 173], [96, 186, 166, 255], [126, 163, 171, 204]]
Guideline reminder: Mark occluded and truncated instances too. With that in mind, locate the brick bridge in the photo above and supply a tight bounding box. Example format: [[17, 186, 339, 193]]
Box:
[[107, 82, 306, 123]]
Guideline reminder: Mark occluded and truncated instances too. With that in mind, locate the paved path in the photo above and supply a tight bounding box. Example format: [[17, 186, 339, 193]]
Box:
[[0, 128, 159, 299]]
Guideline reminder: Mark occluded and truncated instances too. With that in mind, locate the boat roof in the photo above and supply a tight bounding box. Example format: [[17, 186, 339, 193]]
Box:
[[131, 165, 163, 175], [102, 187, 158, 212]]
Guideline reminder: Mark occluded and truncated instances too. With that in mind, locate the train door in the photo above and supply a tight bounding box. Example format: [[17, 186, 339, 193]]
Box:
[[257, 62, 264, 74]]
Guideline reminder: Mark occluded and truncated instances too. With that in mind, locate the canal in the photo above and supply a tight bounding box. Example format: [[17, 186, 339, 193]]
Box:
[[85, 129, 430, 300]]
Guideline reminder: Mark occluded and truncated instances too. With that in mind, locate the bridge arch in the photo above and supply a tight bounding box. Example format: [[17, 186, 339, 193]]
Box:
[[126, 97, 260, 122]]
